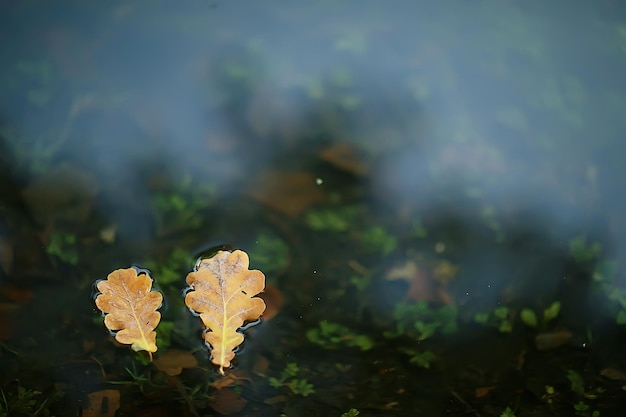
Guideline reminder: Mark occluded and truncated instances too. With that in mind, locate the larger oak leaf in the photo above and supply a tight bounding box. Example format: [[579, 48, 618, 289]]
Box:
[[185, 250, 266, 375], [95, 268, 162, 358]]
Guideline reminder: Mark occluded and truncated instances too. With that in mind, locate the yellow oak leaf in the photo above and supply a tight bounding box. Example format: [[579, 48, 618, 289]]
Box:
[[95, 268, 162, 359], [185, 250, 266, 375]]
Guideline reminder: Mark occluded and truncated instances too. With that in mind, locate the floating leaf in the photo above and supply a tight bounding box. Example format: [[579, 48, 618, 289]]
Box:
[[95, 268, 163, 359], [185, 250, 266, 375]]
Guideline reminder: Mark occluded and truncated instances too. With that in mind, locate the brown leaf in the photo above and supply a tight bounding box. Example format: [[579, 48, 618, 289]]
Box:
[[251, 353, 270, 376], [600, 368, 626, 381], [185, 250, 266, 375], [475, 386, 495, 398], [534, 330, 573, 351], [95, 268, 163, 358], [210, 387, 248, 415], [153, 349, 198, 376], [83, 389, 120, 417], [319, 142, 370, 176], [258, 285, 284, 321], [210, 369, 252, 390], [248, 170, 325, 217], [21, 165, 98, 228]]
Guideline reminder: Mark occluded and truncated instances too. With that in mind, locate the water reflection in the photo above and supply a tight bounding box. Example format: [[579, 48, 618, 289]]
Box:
[[1, 0, 626, 416]]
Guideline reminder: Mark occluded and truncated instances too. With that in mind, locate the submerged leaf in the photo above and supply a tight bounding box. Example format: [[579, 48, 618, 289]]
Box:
[[83, 390, 120, 417], [248, 170, 325, 217], [95, 268, 163, 358], [153, 349, 198, 376], [185, 250, 266, 375]]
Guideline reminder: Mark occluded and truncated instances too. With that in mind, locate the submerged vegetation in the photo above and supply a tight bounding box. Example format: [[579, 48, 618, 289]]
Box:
[[306, 321, 374, 351]]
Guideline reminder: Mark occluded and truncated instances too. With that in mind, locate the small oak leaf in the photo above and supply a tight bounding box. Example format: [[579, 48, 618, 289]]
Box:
[[95, 268, 162, 358], [185, 250, 266, 375]]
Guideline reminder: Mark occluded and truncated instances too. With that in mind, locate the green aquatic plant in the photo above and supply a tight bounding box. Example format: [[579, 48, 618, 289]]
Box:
[[304, 206, 360, 232], [46, 232, 78, 265], [592, 259, 618, 284], [385, 301, 458, 341], [360, 225, 397, 256], [481, 205, 505, 242], [341, 409, 360, 417], [412, 217, 428, 238], [247, 232, 289, 273], [520, 301, 561, 329], [144, 248, 194, 287], [269, 363, 315, 397], [474, 306, 513, 333], [151, 175, 217, 235], [0, 385, 54, 417], [500, 407, 516, 417], [543, 385, 556, 405], [1, 127, 56, 174], [400, 348, 436, 369], [573, 401, 600, 417], [155, 321, 174, 351], [567, 370, 604, 400], [608, 288, 626, 325], [349, 273, 372, 292], [306, 321, 373, 351], [107, 359, 167, 396], [568, 236, 602, 264], [286, 379, 316, 397]]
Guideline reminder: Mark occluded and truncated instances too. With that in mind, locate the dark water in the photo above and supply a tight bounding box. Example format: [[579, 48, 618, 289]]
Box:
[[2, 1, 626, 416]]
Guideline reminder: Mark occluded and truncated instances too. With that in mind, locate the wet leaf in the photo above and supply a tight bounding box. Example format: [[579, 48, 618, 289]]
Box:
[[319, 142, 370, 176], [521, 309, 538, 327], [95, 268, 163, 358], [543, 301, 561, 322], [600, 367, 626, 381], [258, 285, 284, 321], [153, 349, 198, 376], [534, 330, 573, 351], [185, 250, 266, 375], [210, 369, 253, 390], [21, 165, 98, 228], [474, 386, 495, 398], [83, 389, 120, 417], [210, 388, 248, 415], [248, 170, 325, 217]]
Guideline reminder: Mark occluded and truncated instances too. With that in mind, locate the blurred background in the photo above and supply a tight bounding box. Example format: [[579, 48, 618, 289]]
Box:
[[1, 1, 626, 416]]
